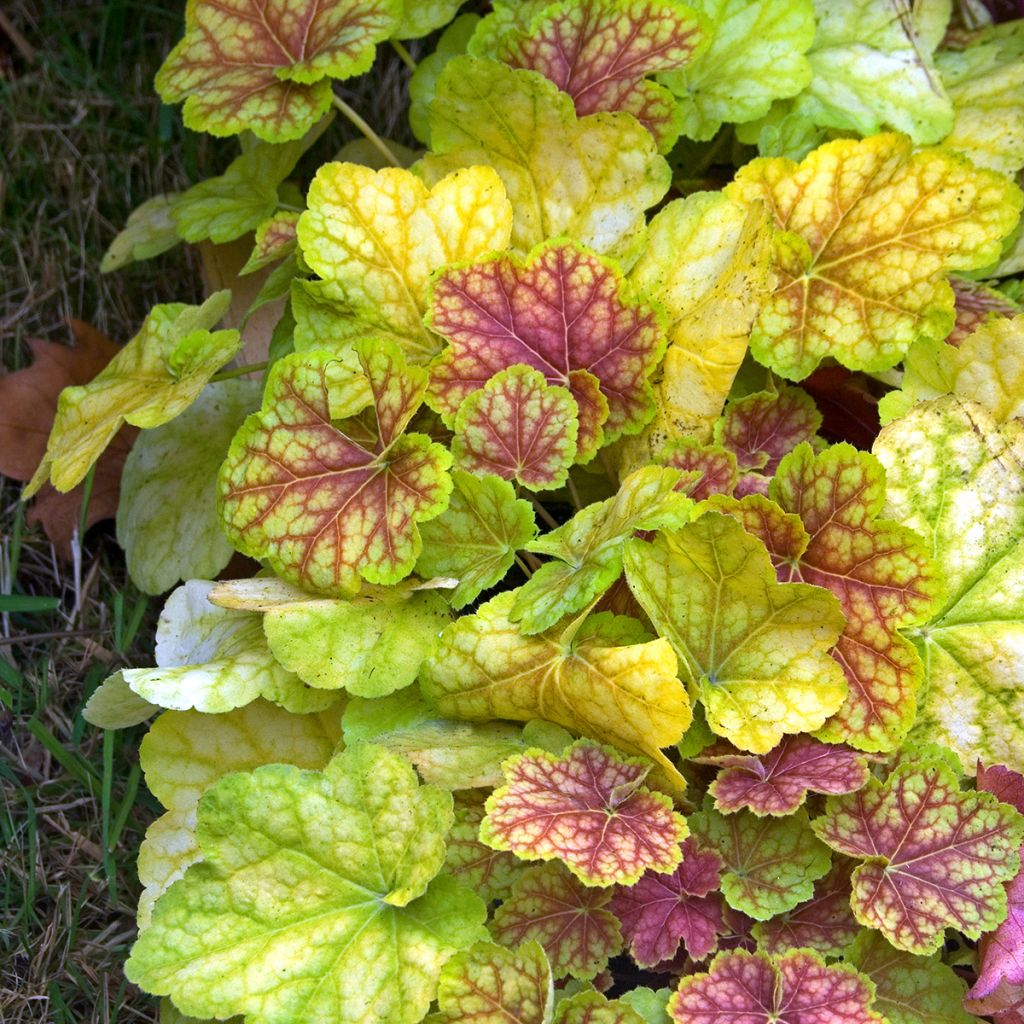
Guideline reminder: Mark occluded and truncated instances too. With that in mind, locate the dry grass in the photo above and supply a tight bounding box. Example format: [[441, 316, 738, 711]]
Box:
[[0, 3, 420, 1020]]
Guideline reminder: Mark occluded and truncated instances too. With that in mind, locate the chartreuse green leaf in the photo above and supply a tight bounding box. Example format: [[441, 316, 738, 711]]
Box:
[[117, 580, 335, 715], [556, 990, 645, 1024], [726, 134, 1022, 381], [796, 0, 953, 143], [622, 192, 774, 466], [297, 162, 512, 363], [427, 940, 554, 1024], [415, 471, 536, 609], [873, 397, 1024, 772], [219, 342, 453, 596], [170, 134, 312, 244], [136, 700, 339, 926], [25, 292, 240, 497], [241, 211, 300, 274], [620, 989, 671, 1024], [395, 0, 467, 40], [844, 929, 975, 1024], [660, 0, 814, 141], [83, 671, 158, 729], [209, 576, 451, 698], [101, 194, 179, 273], [472, 0, 704, 152], [409, 14, 479, 143], [936, 22, 1024, 176], [692, 803, 831, 920], [341, 688, 529, 789], [481, 740, 687, 886], [421, 56, 670, 262], [512, 467, 692, 635], [420, 594, 692, 795], [127, 744, 487, 1024], [624, 514, 847, 754], [814, 754, 1024, 953], [117, 380, 260, 595], [669, 949, 880, 1024], [155, 0, 399, 141]]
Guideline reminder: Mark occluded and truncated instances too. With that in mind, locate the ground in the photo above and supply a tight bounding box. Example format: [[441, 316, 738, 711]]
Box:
[[0, 3, 414, 1020]]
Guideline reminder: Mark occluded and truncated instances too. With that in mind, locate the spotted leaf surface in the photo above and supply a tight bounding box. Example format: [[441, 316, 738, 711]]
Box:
[[219, 343, 452, 595], [513, 466, 693, 635], [452, 366, 579, 490], [429, 940, 554, 1024], [475, 0, 703, 152], [242, 211, 300, 274], [611, 837, 726, 966], [692, 805, 831, 921], [624, 514, 847, 754], [26, 292, 239, 497], [126, 745, 487, 1024], [415, 471, 537, 609], [699, 735, 869, 817], [421, 596, 691, 793], [813, 754, 1024, 953], [752, 864, 858, 958], [966, 764, 1024, 1019], [625, 193, 774, 457], [446, 795, 527, 903], [491, 863, 623, 980], [661, 0, 813, 142], [430, 240, 665, 461], [668, 949, 881, 1024], [155, 0, 399, 141], [555, 990, 645, 1024], [714, 385, 821, 496], [481, 741, 687, 886], [726, 134, 1022, 380], [422, 56, 670, 260], [873, 398, 1024, 773], [845, 929, 976, 1024], [298, 163, 512, 363]]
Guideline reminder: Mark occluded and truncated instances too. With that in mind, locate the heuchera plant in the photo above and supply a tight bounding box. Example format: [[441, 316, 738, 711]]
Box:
[[25, 1, 1024, 1022]]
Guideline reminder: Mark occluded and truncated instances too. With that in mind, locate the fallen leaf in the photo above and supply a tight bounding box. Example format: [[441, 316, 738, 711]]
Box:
[[0, 320, 135, 555]]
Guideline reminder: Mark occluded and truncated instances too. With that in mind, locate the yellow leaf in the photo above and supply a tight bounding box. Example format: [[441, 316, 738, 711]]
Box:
[[26, 292, 240, 496], [726, 133, 1022, 380], [949, 313, 1024, 423], [624, 514, 847, 753], [623, 193, 775, 468], [420, 593, 691, 796], [296, 163, 512, 362]]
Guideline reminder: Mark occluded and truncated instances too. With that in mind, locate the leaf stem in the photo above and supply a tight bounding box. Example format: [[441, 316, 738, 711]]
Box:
[[390, 39, 417, 71], [529, 495, 560, 531], [514, 554, 533, 578], [211, 361, 269, 382], [330, 92, 403, 168]]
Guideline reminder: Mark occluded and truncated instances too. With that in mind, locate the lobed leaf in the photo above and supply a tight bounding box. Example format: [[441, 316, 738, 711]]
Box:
[[610, 837, 726, 966], [446, 794, 528, 903], [155, 0, 399, 141], [126, 745, 487, 1024], [422, 56, 670, 261], [26, 292, 240, 497], [624, 514, 847, 754], [481, 741, 687, 887], [218, 343, 452, 595], [474, 0, 704, 152], [420, 594, 691, 793], [813, 754, 1024, 953], [491, 863, 624, 980], [726, 133, 1022, 380], [297, 163, 512, 363]]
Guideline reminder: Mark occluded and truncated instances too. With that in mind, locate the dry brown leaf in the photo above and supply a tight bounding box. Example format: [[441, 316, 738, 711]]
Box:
[[0, 319, 136, 556]]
